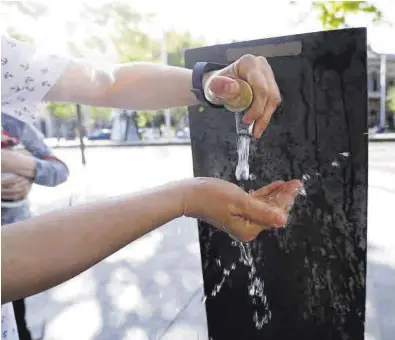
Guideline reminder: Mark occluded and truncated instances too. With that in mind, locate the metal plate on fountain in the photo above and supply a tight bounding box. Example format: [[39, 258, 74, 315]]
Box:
[[185, 28, 367, 340]]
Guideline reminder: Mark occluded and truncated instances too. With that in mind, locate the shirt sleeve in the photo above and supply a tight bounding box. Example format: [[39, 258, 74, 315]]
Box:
[[1, 34, 69, 123], [20, 121, 69, 187]]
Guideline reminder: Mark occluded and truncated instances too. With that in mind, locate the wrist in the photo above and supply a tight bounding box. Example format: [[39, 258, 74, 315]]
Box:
[[178, 177, 207, 218]]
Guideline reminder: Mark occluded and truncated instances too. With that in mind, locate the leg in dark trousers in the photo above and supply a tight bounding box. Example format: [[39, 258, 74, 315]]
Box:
[[13, 299, 32, 340]]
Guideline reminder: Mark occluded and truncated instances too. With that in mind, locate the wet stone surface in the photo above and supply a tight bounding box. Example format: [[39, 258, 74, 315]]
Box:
[[186, 28, 368, 340]]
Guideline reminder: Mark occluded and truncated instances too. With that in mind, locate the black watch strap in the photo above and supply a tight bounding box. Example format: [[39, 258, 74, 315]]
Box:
[[191, 62, 227, 108]]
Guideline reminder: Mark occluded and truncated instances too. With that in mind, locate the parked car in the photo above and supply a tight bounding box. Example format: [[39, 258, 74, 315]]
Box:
[[88, 129, 111, 140], [176, 127, 190, 139]]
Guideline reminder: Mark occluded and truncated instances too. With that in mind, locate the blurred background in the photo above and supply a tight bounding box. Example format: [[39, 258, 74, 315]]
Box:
[[1, 1, 395, 340], [1, 0, 395, 145]]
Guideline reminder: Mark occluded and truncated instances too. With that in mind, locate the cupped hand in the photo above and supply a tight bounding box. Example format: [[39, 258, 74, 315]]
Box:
[[183, 178, 302, 242], [1, 174, 32, 200], [202, 54, 281, 139]]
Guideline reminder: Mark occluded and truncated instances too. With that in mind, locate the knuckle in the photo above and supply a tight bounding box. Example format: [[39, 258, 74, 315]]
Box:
[[241, 53, 255, 62], [256, 82, 269, 96], [270, 93, 282, 107], [258, 56, 268, 65]]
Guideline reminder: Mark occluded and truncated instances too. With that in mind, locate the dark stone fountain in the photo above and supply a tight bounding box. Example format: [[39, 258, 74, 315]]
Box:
[[186, 28, 368, 340]]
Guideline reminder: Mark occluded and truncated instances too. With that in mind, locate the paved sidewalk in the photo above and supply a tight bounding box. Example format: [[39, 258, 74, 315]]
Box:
[[44, 138, 191, 149], [368, 132, 395, 142]]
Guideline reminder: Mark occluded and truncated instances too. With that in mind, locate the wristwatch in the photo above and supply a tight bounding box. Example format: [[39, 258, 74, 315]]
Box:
[[191, 62, 227, 108]]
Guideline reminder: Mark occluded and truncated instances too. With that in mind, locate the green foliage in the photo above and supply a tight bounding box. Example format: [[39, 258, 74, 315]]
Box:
[[46, 102, 75, 119], [312, 1, 382, 29], [82, 2, 161, 63], [165, 30, 206, 67], [5, 27, 34, 43], [88, 107, 112, 122], [387, 87, 395, 112]]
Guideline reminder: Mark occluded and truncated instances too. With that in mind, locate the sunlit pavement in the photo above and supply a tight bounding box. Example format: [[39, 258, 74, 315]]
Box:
[[24, 143, 395, 340]]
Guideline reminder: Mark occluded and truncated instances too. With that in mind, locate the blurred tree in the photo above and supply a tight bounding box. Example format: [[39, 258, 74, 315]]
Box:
[[82, 2, 161, 62], [388, 87, 395, 112], [293, 1, 383, 29], [46, 102, 75, 119], [88, 107, 112, 122], [165, 30, 206, 67], [5, 27, 34, 43], [163, 30, 205, 129]]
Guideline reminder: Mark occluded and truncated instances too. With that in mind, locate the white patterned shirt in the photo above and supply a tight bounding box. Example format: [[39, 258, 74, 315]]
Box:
[[1, 34, 69, 340]]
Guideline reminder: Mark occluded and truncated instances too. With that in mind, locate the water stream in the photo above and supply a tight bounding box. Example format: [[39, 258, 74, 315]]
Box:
[[235, 135, 251, 181]]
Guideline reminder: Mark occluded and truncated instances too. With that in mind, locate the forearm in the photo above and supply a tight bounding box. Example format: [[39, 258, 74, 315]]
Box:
[[46, 61, 200, 110], [1, 150, 36, 179], [1, 180, 188, 303]]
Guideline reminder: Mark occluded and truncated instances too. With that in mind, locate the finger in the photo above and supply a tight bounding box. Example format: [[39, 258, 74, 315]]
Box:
[[2, 180, 29, 196], [253, 59, 281, 138], [2, 179, 25, 191], [1, 177, 20, 187], [274, 180, 302, 209], [1, 188, 24, 199], [242, 71, 269, 124], [250, 180, 284, 198], [252, 98, 278, 138], [206, 76, 240, 101], [246, 197, 286, 227], [228, 217, 267, 242]]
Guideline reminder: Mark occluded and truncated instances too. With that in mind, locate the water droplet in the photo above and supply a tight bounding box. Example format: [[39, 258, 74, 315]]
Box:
[[331, 161, 340, 167], [302, 174, 311, 181], [253, 310, 270, 329], [249, 173, 257, 180], [231, 263, 236, 270], [297, 186, 307, 196], [216, 258, 221, 267], [339, 152, 350, 157], [223, 269, 230, 276]]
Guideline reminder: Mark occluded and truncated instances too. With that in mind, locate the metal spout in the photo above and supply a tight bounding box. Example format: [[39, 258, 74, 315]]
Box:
[[223, 79, 254, 137], [235, 112, 254, 136]]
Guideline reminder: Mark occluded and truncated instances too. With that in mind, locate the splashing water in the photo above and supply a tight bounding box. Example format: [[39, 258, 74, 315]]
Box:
[[339, 152, 350, 157], [211, 264, 237, 297], [253, 310, 271, 330], [331, 161, 340, 167], [235, 135, 251, 181], [298, 186, 307, 197], [237, 242, 271, 326]]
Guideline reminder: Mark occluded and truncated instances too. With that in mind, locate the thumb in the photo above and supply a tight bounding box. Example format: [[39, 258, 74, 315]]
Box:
[[207, 76, 240, 100]]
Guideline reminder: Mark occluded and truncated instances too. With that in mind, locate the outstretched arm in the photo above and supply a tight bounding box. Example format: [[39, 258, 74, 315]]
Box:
[[45, 55, 281, 138], [1, 178, 301, 304]]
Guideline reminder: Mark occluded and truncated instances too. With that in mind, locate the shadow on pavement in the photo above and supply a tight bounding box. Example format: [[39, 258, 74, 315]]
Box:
[[365, 243, 395, 340], [27, 218, 208, 340]]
